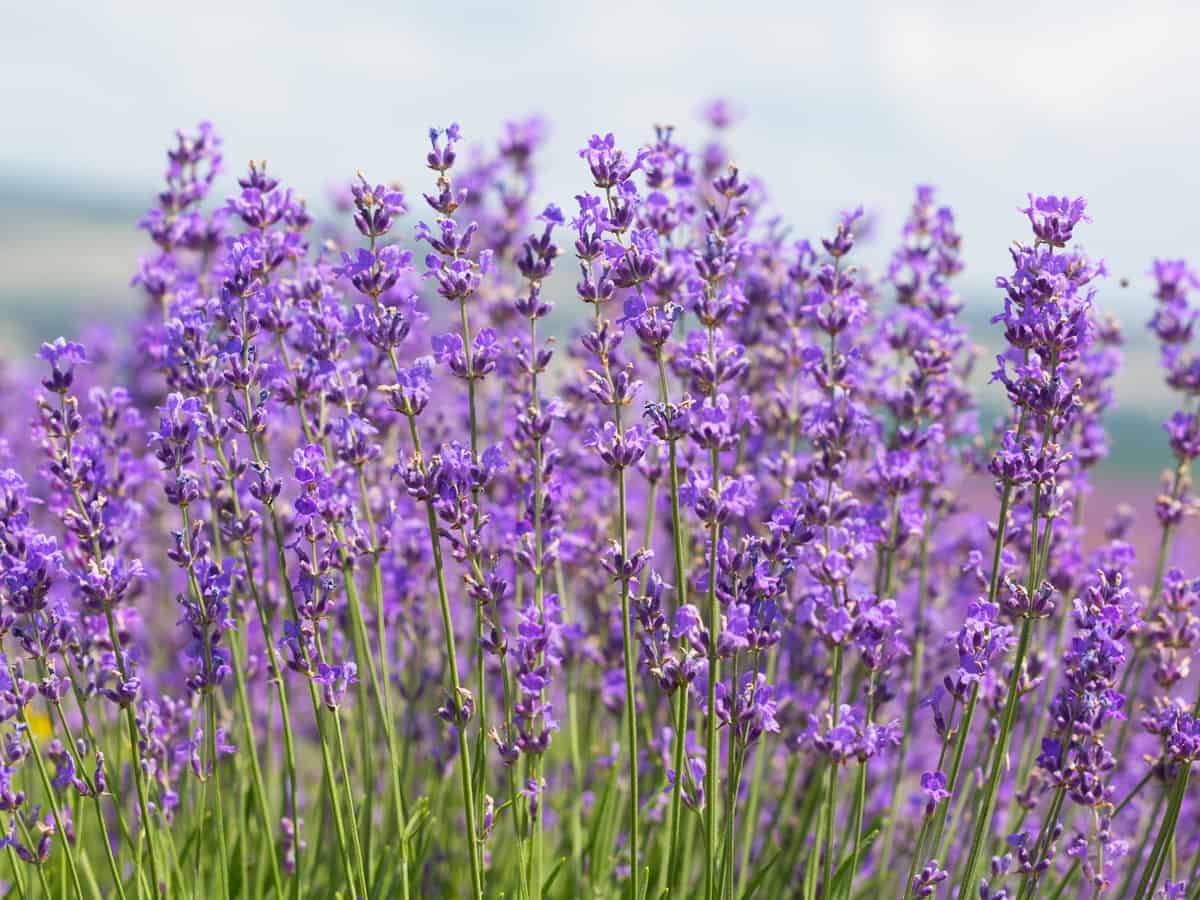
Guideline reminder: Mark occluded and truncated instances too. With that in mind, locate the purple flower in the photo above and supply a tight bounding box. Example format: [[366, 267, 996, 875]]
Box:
[[385, 356, 435, 417], [584, 422, 648, 470], [1020, 193, 1089, 247], [350, 174, 406, 238], [313, 661, 358, 710], [920, 770, 949, 816]]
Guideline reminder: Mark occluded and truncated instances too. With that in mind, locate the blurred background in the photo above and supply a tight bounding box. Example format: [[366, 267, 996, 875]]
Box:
[[3, 0, 1199, 479]]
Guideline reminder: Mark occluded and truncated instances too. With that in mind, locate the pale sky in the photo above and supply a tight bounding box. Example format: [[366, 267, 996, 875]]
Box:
[[4, 0, 1200, 306]]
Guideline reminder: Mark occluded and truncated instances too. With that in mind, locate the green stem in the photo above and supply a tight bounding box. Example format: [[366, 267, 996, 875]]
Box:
[[250, 434, 357, 896], [1115, 778, 1167, 899], [59, 394, 163, 894], [314, 628, 370, 898], [703, 513, 723, 900], [878, 508, 931, 884], [1133, 765, 1190, 900], [455, 296, 490, 876], [557, 560, 585, 893], [408, 414, 485, 900], [845, 677, 875, 899], [15, 812, 53, 897], [529, 312, 546, 900], [5, 845, 26, 900], [821, 643, 844, 894], [9, 671, 86, 900], [1045, 858, 1078, 900], [658, 348, 692, 898], [617, 456, 641, 900], [928, 478, 1016, 859], [734, 650, 778, 899], [955, 616, 1035, 897]]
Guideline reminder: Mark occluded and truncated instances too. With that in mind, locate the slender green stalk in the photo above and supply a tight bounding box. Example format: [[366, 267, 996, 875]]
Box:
[[529, 312, 547, 900], [225, 589, 285, 898], [720, 739, 746, 900], [33, 647, 129, 900], [702, 317, 725, 900], [8, 667, 86, 900], [956, 404, 1057, 896], [1016, 784, 1067, 900], [616, 437, 641, 900], [306, 375, 379, 874], [927, 483, 1015, 859], [1116, 783, 1167, 899], [226, 331, 309, 898], [665, 686, 691, 889], [586, 291, 642, 900], [787, 768, 825, 900], [6, 845, 26, 900], [237, 535, 302, 898], [1045, 858, 1079, 900], [204, 670, 231, 900], [352, 211, 416, 900], [460, 547, 527, 897], [803, 771, 825, 900], [304, 681, 361, 894], [1133, 765, 1190, 899], [194, 443, 279, 898], [821, 644, 844, 894], [238, 389, 360, 896], [59, 396, 163, 894], [177, 502, 230, 900], [734, 650, 779, 898], [954, 616, 1035, 897], [407, 413, 486, 900], [702, 511, 723, 900], [350, 308, 434, 900], [1113, 458, 1187, 761], [496, 643, 531, 900], [454, 295, 491, 873], [656, 348, 692, 898], [14, 812, 53, 897], [314, 627, 370, 898], [878, 508, 931, 882], [845, 676, 875, 899]]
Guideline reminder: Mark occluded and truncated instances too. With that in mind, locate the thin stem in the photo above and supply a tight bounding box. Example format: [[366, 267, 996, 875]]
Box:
[[928, 477, 1017, 858], [9, 669, 86, 900], [314, 627, 370, 899], [1115, 778, 1167, 899], [59, 394, 163, 894], [955, 616, 1035, 897], [408, 413, 485, 900], [227, 635, 284, 900], [657, 347, 692, 898], [15, 812, 53, 897], [617, 452, 641, 900], [878, 506, 931, 883], [734, 649, 778, 898], [821, 644, 844, 895], [846, 676, 875, 899], [455, 296, 490, 875], [703, 316, 724, 900], [1133, 765, 1190, 900], [529, 312, 547, 900], [242, 417, 357, 895]]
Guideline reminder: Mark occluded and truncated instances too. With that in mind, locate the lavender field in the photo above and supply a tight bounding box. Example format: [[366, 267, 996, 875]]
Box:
[[0, 104, 1198, 900]]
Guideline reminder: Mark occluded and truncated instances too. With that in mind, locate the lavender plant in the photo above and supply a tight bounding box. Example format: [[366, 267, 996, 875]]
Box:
[[0, 112, 1196, 900]]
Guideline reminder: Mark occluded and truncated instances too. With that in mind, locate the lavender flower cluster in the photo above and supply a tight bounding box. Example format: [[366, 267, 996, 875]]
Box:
[[0, 108, 1197, 900]]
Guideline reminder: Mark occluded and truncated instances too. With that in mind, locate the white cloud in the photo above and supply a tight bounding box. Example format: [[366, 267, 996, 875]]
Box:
[[870, 2, 1200, 137], [5, 0, 1200, 307]]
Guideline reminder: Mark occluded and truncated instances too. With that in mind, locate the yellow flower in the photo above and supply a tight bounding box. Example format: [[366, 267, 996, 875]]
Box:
[[25, 707, 53, 742]]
